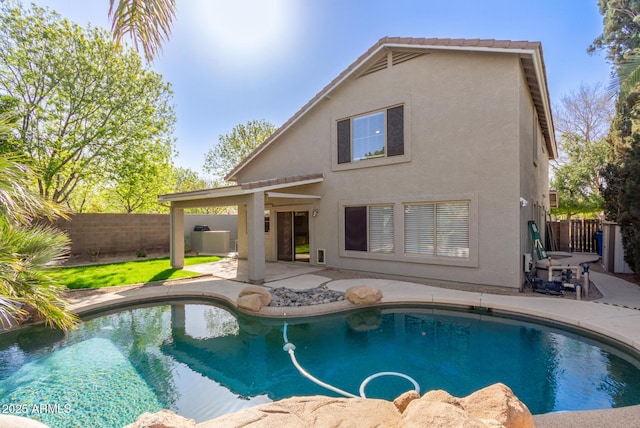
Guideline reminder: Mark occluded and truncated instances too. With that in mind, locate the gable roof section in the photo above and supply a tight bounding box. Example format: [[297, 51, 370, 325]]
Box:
[[225, 37, 557, 182]]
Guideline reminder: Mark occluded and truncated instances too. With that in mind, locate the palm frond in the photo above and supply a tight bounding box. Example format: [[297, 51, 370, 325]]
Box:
[[0, 155, 68, 225], [609, 53, 640, 100], [109, 0, 177, 61], [0, 214, 78, 331]]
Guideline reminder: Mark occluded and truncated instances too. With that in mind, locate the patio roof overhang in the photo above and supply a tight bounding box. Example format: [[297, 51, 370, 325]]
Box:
[[158, 173, 324, 206], [163, 173, 323, 284]]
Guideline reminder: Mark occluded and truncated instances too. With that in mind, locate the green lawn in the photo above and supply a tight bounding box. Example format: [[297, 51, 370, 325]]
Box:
[[50, 255, 223, 290]]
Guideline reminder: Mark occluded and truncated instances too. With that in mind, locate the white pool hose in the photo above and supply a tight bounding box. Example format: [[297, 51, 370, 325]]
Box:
[[282, 322, 420, 399]]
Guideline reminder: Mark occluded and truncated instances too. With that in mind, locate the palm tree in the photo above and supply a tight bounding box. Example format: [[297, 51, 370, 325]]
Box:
[[108, 0, 177, 61], [0, 115, 78, 331], [0, 217, 78, 331]]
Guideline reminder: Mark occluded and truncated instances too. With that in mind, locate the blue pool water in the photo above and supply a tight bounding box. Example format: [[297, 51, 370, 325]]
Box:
[[1, 302, 640, 427]]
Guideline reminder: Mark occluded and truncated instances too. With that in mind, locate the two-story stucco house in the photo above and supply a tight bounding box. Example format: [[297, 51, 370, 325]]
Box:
[[160, 37, 557, 289]]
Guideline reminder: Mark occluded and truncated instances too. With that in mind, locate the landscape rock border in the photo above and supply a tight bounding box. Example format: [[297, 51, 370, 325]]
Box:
[[202, 382, 534, 427]]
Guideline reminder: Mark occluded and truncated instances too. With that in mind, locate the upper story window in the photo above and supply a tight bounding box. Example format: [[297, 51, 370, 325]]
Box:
[[353, 112, 385, 161], [338, 105, 404, 164]]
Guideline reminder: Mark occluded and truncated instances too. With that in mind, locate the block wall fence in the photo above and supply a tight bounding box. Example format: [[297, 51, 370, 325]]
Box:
[[53, 213, 170, 257], [53, 213, 239, 259]]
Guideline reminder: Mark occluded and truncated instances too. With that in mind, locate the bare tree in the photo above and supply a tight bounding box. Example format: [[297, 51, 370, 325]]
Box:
[[551, 82, 614, 218], [554, 82, 614, 162]]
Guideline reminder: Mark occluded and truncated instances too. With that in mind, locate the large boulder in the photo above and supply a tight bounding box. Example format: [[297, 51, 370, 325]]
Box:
[[459, 383, 534, 428], [400, 399, 493, 428], [237, 294, 264, 312], [401, 384, 533, 428], [202, 395, 401, 427], [237, 285, 272, 311], [345, 285, 383, 305], [123, 409, 195, 428], [200, 383, 533, 427], [393, 390, 420, 413]]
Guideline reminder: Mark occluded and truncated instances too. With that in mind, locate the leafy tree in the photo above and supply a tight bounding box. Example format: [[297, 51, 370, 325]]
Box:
[[102, 138, 175, 213], [173, 166, 212, 192], [203, 119, 276, 185], [0, 2, 176, 205], [591, 1, 640, 100], [550, 83, 613, 218], [594, 1, 640, 272], [170, 166, 232, 214], [64, 180, 110, 213], [602, 90, 640, 271], [551, 138, 608, 218], [589, 0, 640, 65]]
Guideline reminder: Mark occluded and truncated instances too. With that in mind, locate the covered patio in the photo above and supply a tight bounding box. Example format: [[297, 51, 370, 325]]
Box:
[[159, 173, 323, 284], [186, 258, 324, 283]]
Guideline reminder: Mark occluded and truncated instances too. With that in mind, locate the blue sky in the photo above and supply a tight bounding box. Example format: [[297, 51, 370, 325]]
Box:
[[32, 0, 610, 175]]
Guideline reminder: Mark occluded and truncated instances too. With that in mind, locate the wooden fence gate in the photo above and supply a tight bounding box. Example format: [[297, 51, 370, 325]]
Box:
[[569, 219, 599, 253], [550, 219, 599, 253]]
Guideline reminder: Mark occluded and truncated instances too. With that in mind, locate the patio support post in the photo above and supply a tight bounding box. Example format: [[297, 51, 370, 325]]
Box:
[[170, 205, 185, 269], [247, 191, 265, 284]]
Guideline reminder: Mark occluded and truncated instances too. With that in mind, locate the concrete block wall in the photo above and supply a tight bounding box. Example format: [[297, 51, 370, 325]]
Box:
[[54, 213, 170, 257]]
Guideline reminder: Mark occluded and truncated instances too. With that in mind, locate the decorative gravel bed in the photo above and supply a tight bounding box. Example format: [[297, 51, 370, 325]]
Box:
[[269, 284, 345, 307]]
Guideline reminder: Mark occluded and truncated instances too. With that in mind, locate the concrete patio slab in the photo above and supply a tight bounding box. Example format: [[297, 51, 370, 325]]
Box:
[[265, 274, 331, 290], [187, 258, 324, 283]]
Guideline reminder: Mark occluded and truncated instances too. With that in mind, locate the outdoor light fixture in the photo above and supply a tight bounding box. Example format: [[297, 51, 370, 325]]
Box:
[[312, 209, 319, 217], [519, 197, 528, 207]]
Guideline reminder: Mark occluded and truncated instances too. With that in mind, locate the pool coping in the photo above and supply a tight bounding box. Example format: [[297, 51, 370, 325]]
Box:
[[66, 275, 640, 354]]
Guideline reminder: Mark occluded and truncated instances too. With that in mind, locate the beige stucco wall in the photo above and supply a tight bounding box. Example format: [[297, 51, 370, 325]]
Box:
[[517, 66, 551, 284], [236, 50, 547, 289]]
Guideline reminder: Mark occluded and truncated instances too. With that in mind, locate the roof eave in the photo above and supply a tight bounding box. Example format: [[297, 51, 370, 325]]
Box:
[[159, 176, 324, 203]]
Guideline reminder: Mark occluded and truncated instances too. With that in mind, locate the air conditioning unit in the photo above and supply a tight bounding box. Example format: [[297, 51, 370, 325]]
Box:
[[549, 190, 559, 209]]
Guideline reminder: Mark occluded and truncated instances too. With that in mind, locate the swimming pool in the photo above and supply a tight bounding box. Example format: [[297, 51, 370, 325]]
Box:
[[1, 301, 639, 427]]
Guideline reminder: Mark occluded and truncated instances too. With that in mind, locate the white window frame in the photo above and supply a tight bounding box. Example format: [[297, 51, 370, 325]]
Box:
[[352, 111, 386, 162], [332, 98, 411, 172], [339, 194, 477, 267], [343, 204, 394, 254], [404, 201, 470, 259]]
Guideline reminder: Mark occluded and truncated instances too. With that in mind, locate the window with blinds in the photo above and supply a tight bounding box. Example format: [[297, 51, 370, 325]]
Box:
[[353, 112, 385, 161], [404, 201, 470, 258], [344, 205, 394, 253], [369, 205, 394, 253]]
